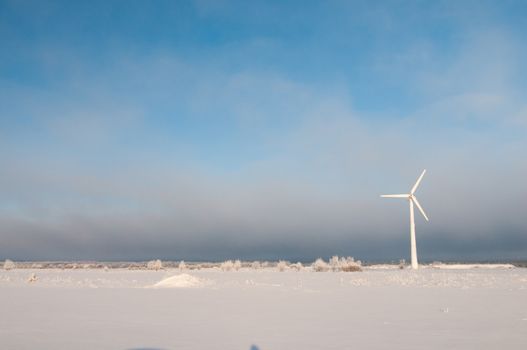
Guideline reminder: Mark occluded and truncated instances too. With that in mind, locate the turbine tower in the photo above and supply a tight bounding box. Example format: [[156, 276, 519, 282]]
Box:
[[381, 170, 429, 270]]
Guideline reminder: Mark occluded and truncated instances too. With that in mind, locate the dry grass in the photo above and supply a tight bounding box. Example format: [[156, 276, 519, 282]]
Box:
[[340, 265, 362, 272]]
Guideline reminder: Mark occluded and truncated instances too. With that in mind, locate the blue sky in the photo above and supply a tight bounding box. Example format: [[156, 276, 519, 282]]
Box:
[[1, 0, 526, 261]]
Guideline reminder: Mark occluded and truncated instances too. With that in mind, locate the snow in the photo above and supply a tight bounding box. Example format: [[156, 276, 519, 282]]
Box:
[[0, 266, 526, 349], [152, 273, 208, 288], [428, 263, 515, 269]]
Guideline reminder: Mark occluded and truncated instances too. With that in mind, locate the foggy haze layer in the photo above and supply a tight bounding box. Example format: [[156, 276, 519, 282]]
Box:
[[1, 1, 526, 261]]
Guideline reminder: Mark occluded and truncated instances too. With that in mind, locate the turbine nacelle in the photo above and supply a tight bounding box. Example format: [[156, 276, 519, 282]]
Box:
[[380, 169, 429, 222]]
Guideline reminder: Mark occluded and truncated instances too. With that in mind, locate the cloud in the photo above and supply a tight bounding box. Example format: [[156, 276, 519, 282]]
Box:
[[1, 62, 526, 261], [1, 2, 527, 261]]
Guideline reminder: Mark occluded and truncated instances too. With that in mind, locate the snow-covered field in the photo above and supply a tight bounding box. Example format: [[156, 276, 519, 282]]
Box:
[[1, 265, 526, 349]]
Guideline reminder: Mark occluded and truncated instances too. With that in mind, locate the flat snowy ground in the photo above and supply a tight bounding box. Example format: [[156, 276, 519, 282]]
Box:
[[1, 266, 526, 350]]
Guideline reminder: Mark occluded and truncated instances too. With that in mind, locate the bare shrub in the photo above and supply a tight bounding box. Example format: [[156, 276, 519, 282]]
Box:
[[324, 256, 362, 272], [251, 261, 261, 269], [196, 262, 215, 269], [233, 260, 242, 271], [3, 259, 16, 270], [146, 259, 163, 270], [341, 264, 362, 272], [399, 259, 406, 270], [127, 262, 143, 270], [178, 261, 187, 270], [339, 256, 362, 272]]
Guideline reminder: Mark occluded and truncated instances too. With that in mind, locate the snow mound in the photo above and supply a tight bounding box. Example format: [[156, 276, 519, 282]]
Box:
[[152, 274, 207, 288], [430, 263, 515, 270]]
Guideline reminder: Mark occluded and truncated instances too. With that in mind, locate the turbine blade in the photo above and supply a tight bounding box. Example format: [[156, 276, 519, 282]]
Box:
[[411, 169, 427, 194], [412, 196, 429, 221], [380, 194, 410, 198]]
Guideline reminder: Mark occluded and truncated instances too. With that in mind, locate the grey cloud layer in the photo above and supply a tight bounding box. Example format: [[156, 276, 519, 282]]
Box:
[[1, 28, 527, 261]]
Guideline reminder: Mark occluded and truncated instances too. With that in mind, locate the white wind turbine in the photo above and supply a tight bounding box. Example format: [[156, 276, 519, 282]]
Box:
[[381, 170, 429, 270]]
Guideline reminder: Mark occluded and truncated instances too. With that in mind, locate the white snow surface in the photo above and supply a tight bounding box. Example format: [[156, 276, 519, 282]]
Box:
[[1, 266, 526, 349], [152, 273, 208, 288], [429, 263, 515, 269]]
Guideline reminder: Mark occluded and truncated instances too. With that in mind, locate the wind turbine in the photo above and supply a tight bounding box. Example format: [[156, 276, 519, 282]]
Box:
[[381, 170, 429, 270]]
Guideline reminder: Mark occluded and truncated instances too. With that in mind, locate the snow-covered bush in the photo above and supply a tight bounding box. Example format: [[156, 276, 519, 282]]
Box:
[[290, 262, 304, 271], [178, 261, 187, 270], [27, 273, 38, 283], [221, 260, 234, 271], [221, 260, 242, 271], [277, 260, 289, 272], [147, 259, 163, 270], [328, 256, 362, 272], [339, 257, 362, 272], [251, 261, 261, 270], [312, 258, 330, 272], [329, 256, 341, 271], [3, 259, 16, 270]]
